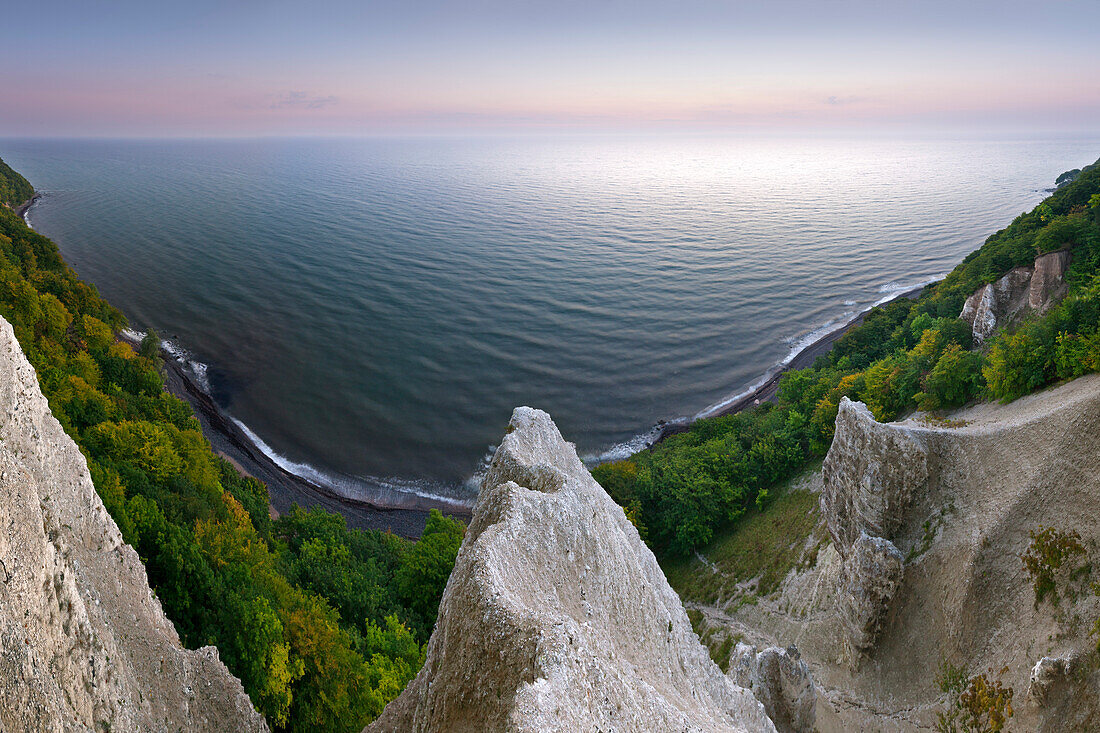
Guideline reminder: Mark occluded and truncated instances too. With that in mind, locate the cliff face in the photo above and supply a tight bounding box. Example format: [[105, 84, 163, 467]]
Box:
[[686, 374, 1100, 731], [821, 399, 922, 666], [368, 406, 775, 733], [819, 378, 1100, 729], [959, 249, 1070, 344], [0, 316, 266, 733]]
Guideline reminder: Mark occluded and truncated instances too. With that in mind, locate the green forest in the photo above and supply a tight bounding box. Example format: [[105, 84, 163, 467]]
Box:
[[595, 158, 1100, 556], [0, 158, 33, 210], [0, 157, 463, 731]]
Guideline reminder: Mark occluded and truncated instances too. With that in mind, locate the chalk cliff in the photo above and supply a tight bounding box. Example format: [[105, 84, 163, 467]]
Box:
[[367, 406, 776, 733], [708, 375, 1100, 731], [0, 316, 266, 733], [959, 249, 1070, 344]]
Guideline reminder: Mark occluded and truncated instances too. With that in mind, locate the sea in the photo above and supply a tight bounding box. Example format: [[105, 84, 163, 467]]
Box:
[[2, 134, 1096, 507]]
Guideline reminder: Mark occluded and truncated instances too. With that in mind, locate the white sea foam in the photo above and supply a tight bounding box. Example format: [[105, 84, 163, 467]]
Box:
[[156, 337, 213, 393], [142, 327, 475, 510], [19, 193, 41, 229], [691, 314, 850, 421], [692, 373, 773, 421], [582, 421, 684, 466], [231, 418, 335, 487], [462, 446, 497, 493], [876, 280, 909, 294], [594, 271, 950, 464], [871, 272, 948, 308], [778, 315, 849, 367], [231, 417, 475, 509]]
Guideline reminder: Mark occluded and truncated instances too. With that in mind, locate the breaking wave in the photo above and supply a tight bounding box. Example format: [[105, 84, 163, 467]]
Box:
[[230, 418, 475, 510], [127, 327, 476, 510]]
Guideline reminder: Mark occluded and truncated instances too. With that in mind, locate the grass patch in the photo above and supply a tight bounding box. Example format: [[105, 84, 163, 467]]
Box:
[[905, 499, 955, 563], [662, 470, 824, 605], [684, 608, 742, 672], [713, 633, 737, 672]]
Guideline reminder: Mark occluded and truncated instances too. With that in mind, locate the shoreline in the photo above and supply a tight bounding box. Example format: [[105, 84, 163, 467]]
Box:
[[120, 332, 471, 539], [132, 283, 931, 531], [21, 191, 465, 538], [15, 193, 41, 222], [649, 284, 929, 445]]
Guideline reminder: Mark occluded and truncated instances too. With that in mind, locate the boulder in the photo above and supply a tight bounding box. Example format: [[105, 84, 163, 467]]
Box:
[[1028, 656, 1070, 707], [834, 533, 905, 666]]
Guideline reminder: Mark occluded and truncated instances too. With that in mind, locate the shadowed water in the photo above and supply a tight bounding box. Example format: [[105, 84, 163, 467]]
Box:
[[2, 135, 1095, 504]]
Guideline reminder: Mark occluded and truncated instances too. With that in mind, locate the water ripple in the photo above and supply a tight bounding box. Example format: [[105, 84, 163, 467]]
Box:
[[3, 135, 1096, 500]]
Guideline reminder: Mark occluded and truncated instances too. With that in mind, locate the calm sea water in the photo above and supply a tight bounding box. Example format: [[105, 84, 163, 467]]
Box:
[[2, 136, 1095, 504]]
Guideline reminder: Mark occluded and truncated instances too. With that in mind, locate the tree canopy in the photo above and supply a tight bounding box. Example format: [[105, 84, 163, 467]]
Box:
[[0, 157, 33, 209]]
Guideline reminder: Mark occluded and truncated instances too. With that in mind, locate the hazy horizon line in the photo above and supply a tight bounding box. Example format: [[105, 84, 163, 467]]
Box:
[[3, 127, 1098, 142]]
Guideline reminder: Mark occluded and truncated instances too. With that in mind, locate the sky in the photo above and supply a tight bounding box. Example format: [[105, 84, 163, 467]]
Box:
[[2, 0, 1099, 137]]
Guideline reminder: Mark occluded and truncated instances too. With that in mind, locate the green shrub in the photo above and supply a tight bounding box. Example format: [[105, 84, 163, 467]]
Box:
[[983, 325, 1056, 402], [917, 343, 984, 411], [936, 659, 969, 695], [1021, 526, 1087, 606], [1033, 213, 1089, 254], [935, 669, 1014, 733]]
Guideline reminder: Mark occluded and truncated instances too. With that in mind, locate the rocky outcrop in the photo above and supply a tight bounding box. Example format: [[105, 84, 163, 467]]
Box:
[[729, 644, 815, 733], [794, 376, 1100, 729], [822, 400, 927, 553], [821, 398, 923, 666], [832, 533, 904, 663], [1028, 249, 1071, 310], [367, 406, 776, 733], [1028, 656, 1071, 706], [0, 316, 266, 733], [959, 250, 1070, 344], [958, 279, 1000, 344]]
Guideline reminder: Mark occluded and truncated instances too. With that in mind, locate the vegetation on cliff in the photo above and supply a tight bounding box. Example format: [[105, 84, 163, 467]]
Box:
[[0, 157, 33, 210], [596, 158, 1100, 555], [0, 161, 461, 731]]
